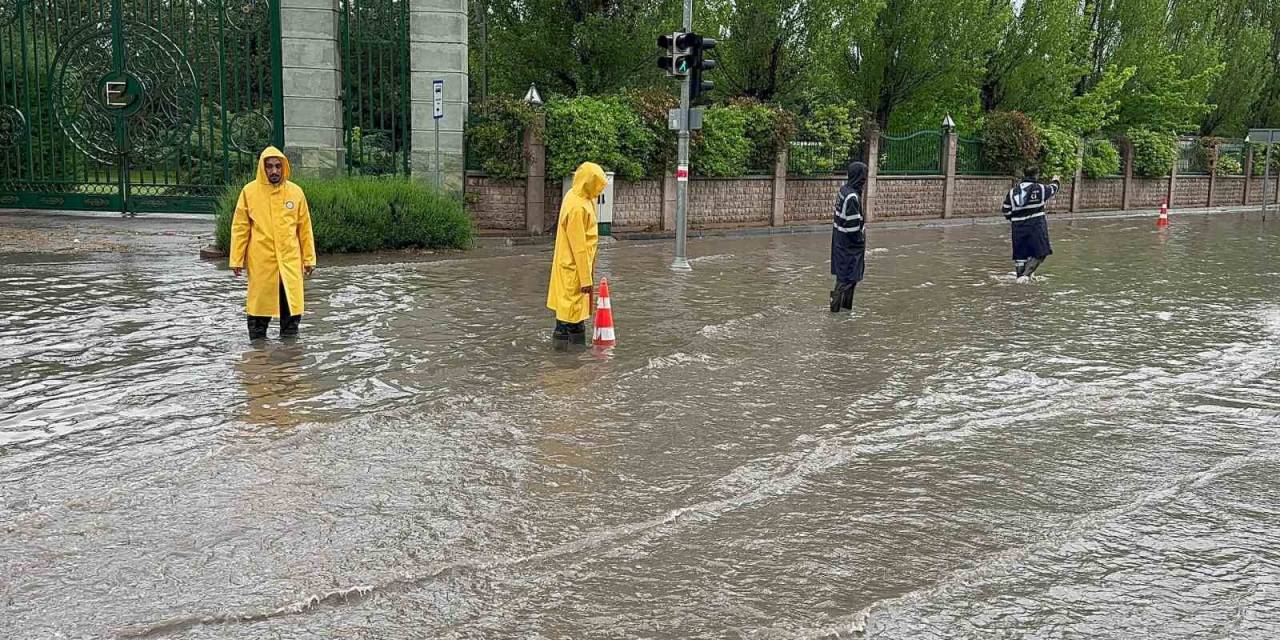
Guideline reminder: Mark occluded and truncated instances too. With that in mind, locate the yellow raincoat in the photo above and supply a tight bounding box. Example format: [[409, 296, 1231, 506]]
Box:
[[229, 147, 316, 317], [546, 162, 605, 323]]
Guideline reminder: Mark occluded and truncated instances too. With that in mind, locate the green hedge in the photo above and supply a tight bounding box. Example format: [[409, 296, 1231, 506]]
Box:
[[1037, 125, 1082, 178], [545, 96, 654, 180], [982, 111, 1040, 175], [467, 97, 541, 178], [1128, 129, 1178, 177], [215, 176, 472, 254], [1082, 139, 1121, 178]]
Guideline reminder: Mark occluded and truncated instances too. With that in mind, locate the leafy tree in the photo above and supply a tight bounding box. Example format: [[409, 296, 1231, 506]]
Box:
[[701, 0, 824, 105], [827, 0, 1007, 131]]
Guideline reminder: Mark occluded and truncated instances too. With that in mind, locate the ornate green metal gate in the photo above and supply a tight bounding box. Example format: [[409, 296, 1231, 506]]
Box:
[[0, 0, 283, 214], [340, 0, 409, 175]]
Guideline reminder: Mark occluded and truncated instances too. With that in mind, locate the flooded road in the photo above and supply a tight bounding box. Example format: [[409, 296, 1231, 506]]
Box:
[[2, 212, 1279, 638]]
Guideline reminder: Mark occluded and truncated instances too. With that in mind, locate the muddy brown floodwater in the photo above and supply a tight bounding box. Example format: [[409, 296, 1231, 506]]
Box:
[[2, 211, 1278, 639]]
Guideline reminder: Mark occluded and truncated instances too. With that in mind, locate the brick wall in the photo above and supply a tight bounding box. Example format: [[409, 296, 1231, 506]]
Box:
[[784, 177, 843, 224], [689, 178, 773, 228], [1175, 176, 1210, 207], [1213, 177, 1245, 206], [1246, 174, 1280, 205], [613, 180, 662, 231], [1130, 178, 1170, 208], [952, 177, 1011, 217], [465, 175, 526, 230], [1046, 181, 1074, 213], [1079, 178, 1123, 211], [876, 177, 946, 219]]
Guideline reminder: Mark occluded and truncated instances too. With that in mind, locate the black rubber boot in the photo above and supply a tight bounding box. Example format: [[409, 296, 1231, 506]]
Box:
[[830, 290, 841, 313], [568, 322, 588, 347], [247, 316, 269, 341], [841, 286, 855, 310], [552, 321, 571, 352], [280, 315, 301, 338]]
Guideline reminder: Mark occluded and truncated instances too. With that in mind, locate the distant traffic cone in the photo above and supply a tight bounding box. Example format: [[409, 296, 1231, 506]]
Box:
[[592, 278, 616, 348], [1157, 201, 1169, 227]]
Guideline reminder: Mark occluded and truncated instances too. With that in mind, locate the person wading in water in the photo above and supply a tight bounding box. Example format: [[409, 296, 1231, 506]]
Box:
[[829, 161, 867, 312]]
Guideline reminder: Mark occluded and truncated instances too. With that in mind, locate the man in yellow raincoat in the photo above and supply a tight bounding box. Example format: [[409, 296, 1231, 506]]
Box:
[[229, 147, 317, 341], [546, 162, 605, 350]]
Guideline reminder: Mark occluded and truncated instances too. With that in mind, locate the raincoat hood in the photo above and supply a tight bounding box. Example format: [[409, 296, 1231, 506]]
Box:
[[845, 161, 867, 192], [256, 146, 291, 186], [570, 162, 608, 200]]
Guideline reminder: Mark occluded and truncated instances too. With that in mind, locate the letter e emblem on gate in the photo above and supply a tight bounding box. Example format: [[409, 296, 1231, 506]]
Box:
[[105, 81, 129, 108]]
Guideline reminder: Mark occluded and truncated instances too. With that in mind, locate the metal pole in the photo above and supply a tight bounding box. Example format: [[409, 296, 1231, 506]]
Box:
[[670, 0, 693, 272], [1263, 142, 1273, 217], [435, 119, 441, 189]]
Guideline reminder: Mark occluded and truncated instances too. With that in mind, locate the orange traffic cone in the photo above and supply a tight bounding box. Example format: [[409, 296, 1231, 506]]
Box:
[[593, 278, 616, 347], [1157, 201, 1169, 227]]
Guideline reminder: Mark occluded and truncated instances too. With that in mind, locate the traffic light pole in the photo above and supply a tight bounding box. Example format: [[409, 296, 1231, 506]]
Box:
[[671, 0, 693, 272]]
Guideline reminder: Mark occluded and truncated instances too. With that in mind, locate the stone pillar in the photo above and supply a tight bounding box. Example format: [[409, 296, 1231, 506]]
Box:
[[940, 130, 957, 219], [281, 0, 343, 174], [661, 175, 676, 231], [1166, 144, 1178, 209], [1069, 140, 1084, 213], [771, 149, 787, 226], [410, 0, 468, 194], [1121, 138, 1133, 211], [523, 113, 545, 235], [863, 124, 880, 223], [1243, 147, 1254, 205], [1206, 143, 1218, 207]]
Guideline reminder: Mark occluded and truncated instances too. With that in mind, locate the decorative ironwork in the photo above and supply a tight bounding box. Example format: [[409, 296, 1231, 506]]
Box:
[[880, 130, 943, 175], [229, 110, 273, 153], [0, 105, 25, 148], [0, 0, 25, 28], [50, 22, 198, 165], [224, 0, 267, 31], [1, 0, 283, 213]]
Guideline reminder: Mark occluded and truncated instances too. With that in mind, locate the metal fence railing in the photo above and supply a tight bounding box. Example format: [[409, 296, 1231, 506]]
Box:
[[1176, 138, 1209, 175], [787, 138, 858, 176], [879, 131, 942, 175], [956, 136, 1001, 175]]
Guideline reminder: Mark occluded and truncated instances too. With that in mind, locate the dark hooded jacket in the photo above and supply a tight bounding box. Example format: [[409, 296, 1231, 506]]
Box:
[[830, 162, 867, 283]]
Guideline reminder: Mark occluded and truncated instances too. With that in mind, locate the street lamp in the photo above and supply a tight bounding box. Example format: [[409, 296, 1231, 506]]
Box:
[[523, 83, 543, 107], [941, 114, 956, 133]]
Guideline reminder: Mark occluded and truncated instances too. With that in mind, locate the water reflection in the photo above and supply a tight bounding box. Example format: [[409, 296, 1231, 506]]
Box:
[[235, 342, 312, 428]]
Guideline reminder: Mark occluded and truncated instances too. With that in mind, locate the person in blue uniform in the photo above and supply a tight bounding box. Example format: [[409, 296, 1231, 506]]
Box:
[[830, 161, 867, 312], [1001, 166, 1060, 283]]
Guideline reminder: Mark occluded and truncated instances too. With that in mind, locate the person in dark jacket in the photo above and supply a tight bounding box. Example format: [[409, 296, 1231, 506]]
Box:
[[1001, 166, 1060, 283], [830, 161, 868, 312]]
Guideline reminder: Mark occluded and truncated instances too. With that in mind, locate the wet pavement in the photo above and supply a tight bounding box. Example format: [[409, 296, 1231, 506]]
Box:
[[2, 211, 1279, 638]]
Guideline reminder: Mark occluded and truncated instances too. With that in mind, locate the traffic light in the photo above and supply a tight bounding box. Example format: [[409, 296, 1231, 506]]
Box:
[[689, 34, 717, 100], [657, 32, 692, 77]]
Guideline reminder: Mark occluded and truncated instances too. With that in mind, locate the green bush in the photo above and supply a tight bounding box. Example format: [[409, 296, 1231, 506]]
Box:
[[545, 96, 652, 180], [1128, 129, 1177, 177], [1081, 139, 1121, 178], [789, 102, 861, 176], [1037, 125, 1082, 178], [466, 97, 541, 178], [215, 176, 472, 254], [1216, 154, 1243, 176], [981, 111, 1040, 175], [729, 98, 797, 173], [692, 106, 753, 176], [623, 88, 679, 177], [1248, 143, 1280, 176]]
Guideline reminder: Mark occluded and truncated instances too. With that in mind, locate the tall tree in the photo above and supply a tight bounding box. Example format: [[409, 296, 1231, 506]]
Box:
[[478, 0, 678, 98], [700, 0, 827, 105], [828, 0, 1009, 130]]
